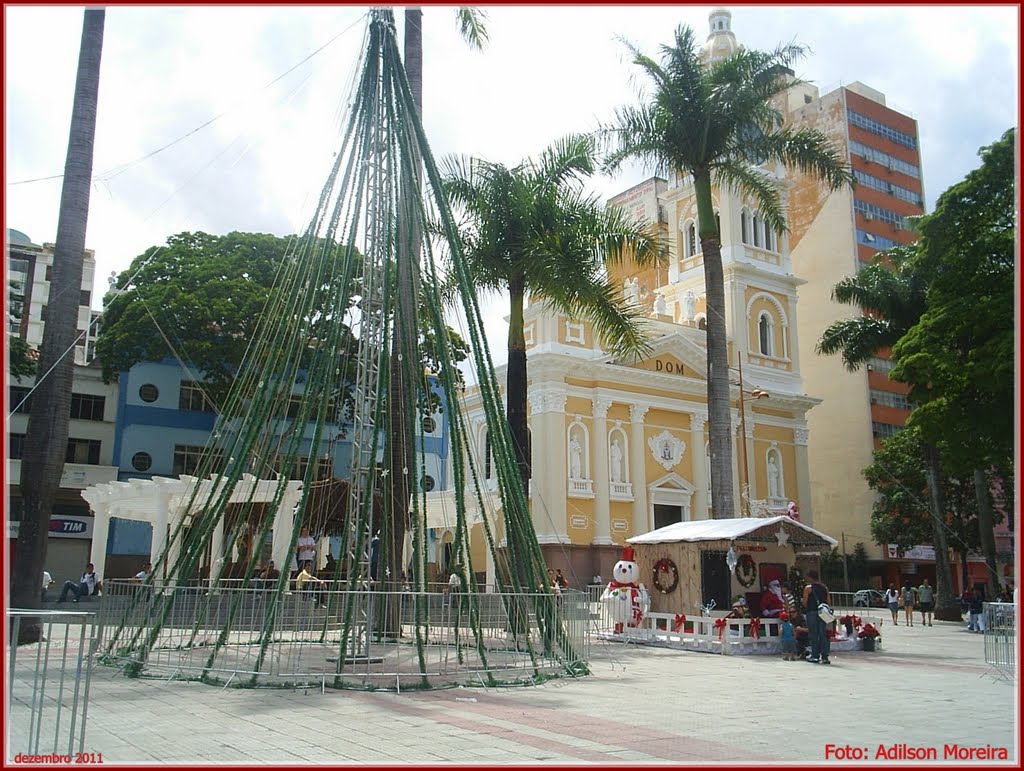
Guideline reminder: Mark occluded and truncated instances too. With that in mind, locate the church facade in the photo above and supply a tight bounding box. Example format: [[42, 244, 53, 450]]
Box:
[[437, 9, 822, 587]]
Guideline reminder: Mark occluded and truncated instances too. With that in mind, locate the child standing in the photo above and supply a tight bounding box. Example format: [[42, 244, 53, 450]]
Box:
[[779, 612, 797, 661]]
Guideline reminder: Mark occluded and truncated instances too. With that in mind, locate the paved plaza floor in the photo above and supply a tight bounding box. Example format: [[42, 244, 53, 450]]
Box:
[[9, 617, 1018, 765]]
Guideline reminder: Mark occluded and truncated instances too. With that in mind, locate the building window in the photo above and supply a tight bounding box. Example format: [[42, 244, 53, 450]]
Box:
[[752, 214, 761, 247], [179, 380, 216, 413], [849, 139, 920, 178], [685, 223, 697, 258], [867, 356, 895, 373], [45, 265, 53, 282], [697, 316, 708, 331], [80, 290, 91, 306], [758, 313, 774, 356], [740, 211, 749, 244], [421, 416, 437, 434], [66, 437, 101, 465], [763, 221, 774, 251], [173, 444, 224, 476], [871, 421, 903, 439], [40, 305, 47, 322], [420, 474, 436, 492], [870, 389, 911, 410], [70, 393, 105, 421], [9, 386, 32, 414], [138, 384, 159, 403], [9, 433, 26, 460], [131, 452, 153, 472], [484, 431, 493, 480], [847, 109, 917, 149]]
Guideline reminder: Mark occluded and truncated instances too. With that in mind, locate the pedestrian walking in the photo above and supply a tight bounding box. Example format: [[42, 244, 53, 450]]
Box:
[[884, 583, 900, 625], [967, 587, 985, 633], [917, 578, 935, 626], [900, 581, 916, 626]]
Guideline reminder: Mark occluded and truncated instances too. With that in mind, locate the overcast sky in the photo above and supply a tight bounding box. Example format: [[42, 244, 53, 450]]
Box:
[[5, 4, 1018, 364]]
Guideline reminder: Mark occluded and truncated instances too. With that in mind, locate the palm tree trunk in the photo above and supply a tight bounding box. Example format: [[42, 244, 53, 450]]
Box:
[[923, 442, 959, 620], [380, 6, 424, 636], [973, 467, 999, 600], [12, 9, 104, 644], [506, 278, 531, 488], [694, 174, 735, 518]]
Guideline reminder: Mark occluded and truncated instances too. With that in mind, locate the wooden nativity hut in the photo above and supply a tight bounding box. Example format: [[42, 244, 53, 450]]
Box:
[[627, 516, 837, 618]]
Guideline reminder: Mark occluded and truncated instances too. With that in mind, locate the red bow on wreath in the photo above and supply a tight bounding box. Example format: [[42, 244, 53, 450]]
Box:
[[673, 614, 686, 633], [714, 618, 728, 640], [749, 618, 761, 639]]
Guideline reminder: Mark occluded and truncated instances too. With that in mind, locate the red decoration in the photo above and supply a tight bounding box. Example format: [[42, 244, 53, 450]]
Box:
[[749, 618, 761, 639], [673, 614, 686, 633], [714, 617, 727, 640]]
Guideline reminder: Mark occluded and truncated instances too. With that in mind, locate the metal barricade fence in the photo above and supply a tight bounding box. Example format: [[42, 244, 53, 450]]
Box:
[[94, 580, 589, 690], [982, 602, 1015, 681], [6, 609, 95, 761]]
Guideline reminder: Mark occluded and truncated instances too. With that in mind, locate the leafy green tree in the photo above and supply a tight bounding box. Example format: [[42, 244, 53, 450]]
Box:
[[864, 426, 984, 592], [891, 129, 1015, 598], [7, 334, 35, 380], [96, 231, 299, 407], [14, 9, 104, 642], [816, 244, 961, 618], [442, 134, 663, 487], [602, 25, 851, 517]]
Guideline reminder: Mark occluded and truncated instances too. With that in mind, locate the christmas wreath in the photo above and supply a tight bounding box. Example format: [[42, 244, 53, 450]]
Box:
[[736, 554, 757, 587], [652, 557, 679, 594]]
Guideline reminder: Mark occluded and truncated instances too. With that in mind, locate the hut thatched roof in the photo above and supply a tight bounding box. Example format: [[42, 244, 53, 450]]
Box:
[[627, 515, 837, 549]]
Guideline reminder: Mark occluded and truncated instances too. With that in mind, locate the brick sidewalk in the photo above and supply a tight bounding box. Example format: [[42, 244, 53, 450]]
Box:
[[8, 618, 1016, 764]]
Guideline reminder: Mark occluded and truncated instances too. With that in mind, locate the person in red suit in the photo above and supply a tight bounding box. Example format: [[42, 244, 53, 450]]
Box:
[[760, 579, 786, 617]]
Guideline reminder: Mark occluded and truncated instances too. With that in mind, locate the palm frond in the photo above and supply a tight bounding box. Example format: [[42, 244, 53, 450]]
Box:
[[714, 161, 787, 231], [454, 7, 489, 50], [816, 317, 896, 371]]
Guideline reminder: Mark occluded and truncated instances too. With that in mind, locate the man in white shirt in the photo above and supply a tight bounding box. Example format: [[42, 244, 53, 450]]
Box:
[[296, 527, 316, 573], [57, 563, 100, 603], [42, 571, 53, 602]]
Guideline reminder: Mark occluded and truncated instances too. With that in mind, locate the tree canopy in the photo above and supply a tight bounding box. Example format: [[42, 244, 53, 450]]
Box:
[[96, 231, 295, 406]]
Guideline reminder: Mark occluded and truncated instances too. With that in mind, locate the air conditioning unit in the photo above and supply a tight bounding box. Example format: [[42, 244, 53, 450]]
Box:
[[894, 221, 903, 231], [863, 212, 874, 221], [885, 160, 894, 171], [866, 364, 874, 371]]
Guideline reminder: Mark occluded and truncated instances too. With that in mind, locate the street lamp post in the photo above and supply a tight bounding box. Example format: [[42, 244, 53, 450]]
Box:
[[733, 351, 769, 516]]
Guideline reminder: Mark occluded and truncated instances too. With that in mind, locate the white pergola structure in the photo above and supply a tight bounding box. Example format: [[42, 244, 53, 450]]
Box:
[[80, 474, 304, 582]]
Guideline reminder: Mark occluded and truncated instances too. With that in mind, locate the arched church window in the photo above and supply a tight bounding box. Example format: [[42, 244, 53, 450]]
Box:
[[686, 223, 697, 258]]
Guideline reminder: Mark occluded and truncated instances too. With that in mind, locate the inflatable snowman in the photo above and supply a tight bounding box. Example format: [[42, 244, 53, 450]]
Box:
[[601, 546, 650, 634]]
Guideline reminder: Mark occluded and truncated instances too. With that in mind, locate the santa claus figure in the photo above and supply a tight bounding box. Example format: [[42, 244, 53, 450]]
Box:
[[601, 546, 650, 634], [760, 579, 786, 617]]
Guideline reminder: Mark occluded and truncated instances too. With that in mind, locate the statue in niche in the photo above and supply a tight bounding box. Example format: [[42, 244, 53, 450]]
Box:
[[768, 455, 782, 499], [609, 438, 624, 483], [569, 434, 584, 479], [623, 277, 640, 306], [682, 290, 696, 321]]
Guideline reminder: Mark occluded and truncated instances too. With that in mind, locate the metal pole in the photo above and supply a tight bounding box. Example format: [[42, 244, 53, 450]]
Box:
[[737, 351, 750, 516], [842, 532, 850, 592]]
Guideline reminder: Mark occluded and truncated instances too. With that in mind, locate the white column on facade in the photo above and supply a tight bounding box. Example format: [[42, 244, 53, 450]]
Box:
[[89, 500, 111, 582], [629, 403, 650, 535], [150, 481, 172, 570], [210, 517, 226, 584], [272, 484, 301, 573], [793, 426, 813, 526], [690, 410, 709, 520], [528, 387, 568, 543], [591, 396, 613, 545]]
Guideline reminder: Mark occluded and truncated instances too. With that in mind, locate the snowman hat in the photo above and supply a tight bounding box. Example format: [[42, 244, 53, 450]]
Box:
[[620, 546, 636, 562]]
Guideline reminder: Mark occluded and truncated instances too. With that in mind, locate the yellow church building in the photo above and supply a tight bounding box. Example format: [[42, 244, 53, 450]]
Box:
[[428, 9, 823, 587]]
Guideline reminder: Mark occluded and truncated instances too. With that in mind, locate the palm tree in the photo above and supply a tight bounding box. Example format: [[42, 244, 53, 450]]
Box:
[[601, 25, 851, 518], [13, 9, 105, 642], [380, 7, 489, 624], [817, 250, 959, 620], [442, 134, 663, 489]]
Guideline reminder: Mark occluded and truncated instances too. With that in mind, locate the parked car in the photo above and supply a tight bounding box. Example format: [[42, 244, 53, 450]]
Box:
[[853, 589, 887, 608]]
